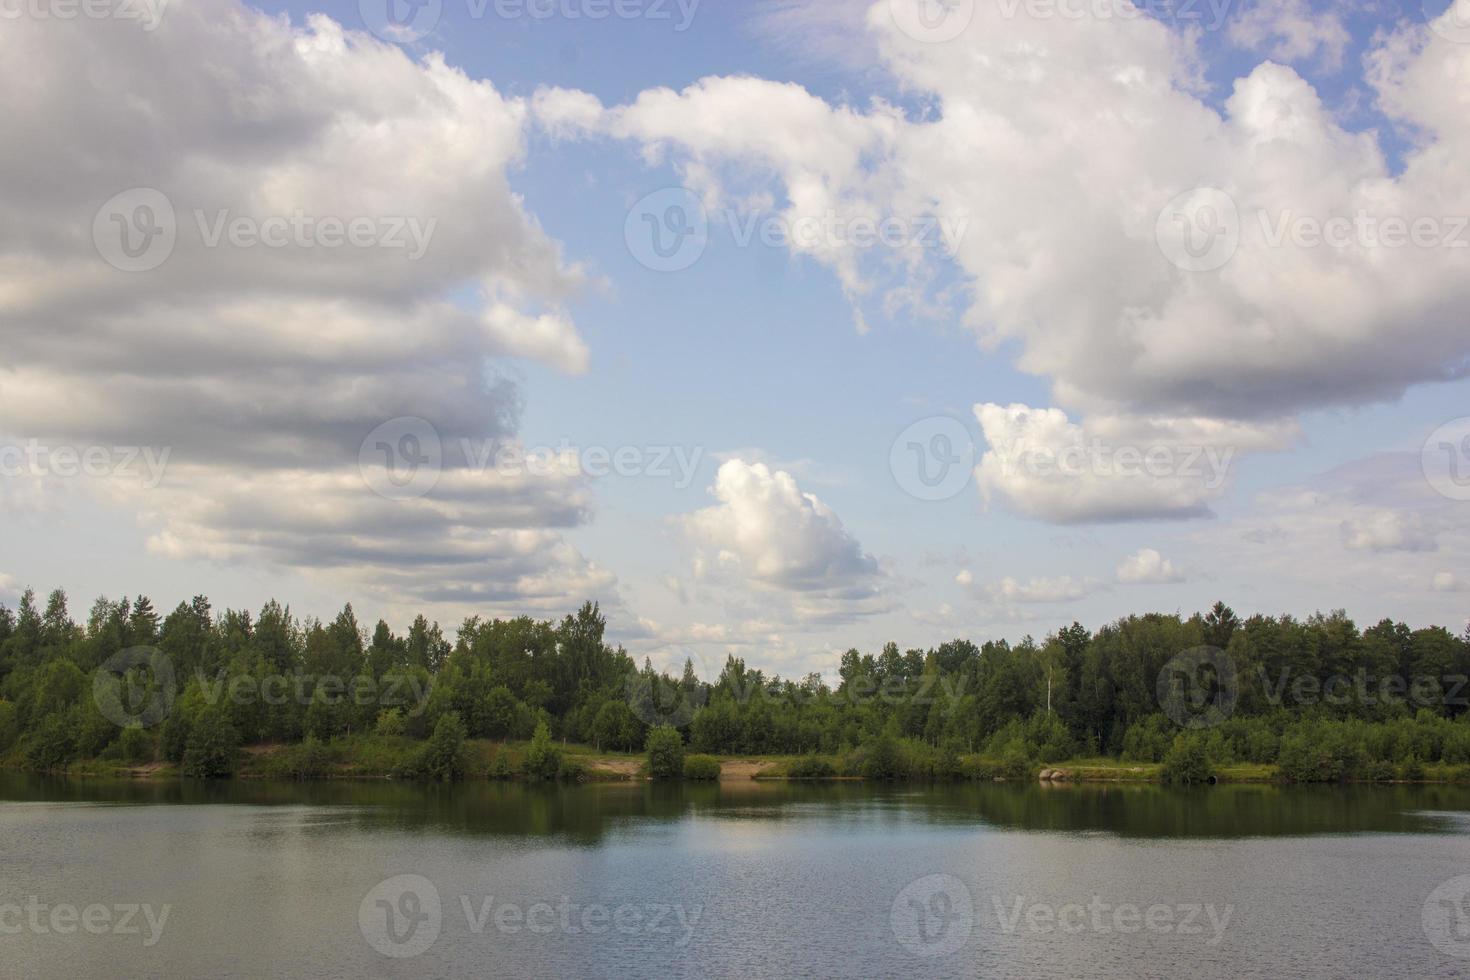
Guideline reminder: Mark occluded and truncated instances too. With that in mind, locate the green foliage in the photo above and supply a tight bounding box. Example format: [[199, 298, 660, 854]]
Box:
[[787, 755, 836, 778], [4, 584, 1470, 787], [683, 754, 721, 780], [416, 712, 468, 782], [374, 708, 406, 737], [182, 706, 239, 778], [25, 713, 77, 771], [288, 735, 332, 780], [645, 724, 684, 780], [0, 701, 20, 753], [1161, 734, 1215, 785], [118, 725, 152, 764], [524, 720, 562, 782]]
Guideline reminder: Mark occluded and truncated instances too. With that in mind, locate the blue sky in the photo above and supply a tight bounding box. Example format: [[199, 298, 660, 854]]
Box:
[[2, 0, 1468, 678]]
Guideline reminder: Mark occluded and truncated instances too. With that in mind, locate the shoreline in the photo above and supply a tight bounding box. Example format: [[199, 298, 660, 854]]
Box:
[[11, 746, 1470, 787]]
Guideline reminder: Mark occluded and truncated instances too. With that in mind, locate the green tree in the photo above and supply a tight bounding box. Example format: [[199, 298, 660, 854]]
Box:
[[417, 712, 468, 782], [525, 720, 562, 782], [646, 724, 684, 780], [182, 706, 240, 778]]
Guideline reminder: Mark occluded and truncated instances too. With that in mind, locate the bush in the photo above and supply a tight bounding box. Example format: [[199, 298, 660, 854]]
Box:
[[374, 708, 406, 737], [289, 736, 332, 780], [1161, 734, 1214, 785], [416, 712, 468, 782], [25, 713, 77, 771], [683, 754, 721, 780], [645, 725, 684, 780], [525, 720, 562, 782], [998, 744, 1033, 781], [788, 755, 837, 778], [558, 756, 587, 782], [119, 725, 152, 764], [182, 706, 240, 778], [0, 701, 18, 753], [860, 735, 904, 781]]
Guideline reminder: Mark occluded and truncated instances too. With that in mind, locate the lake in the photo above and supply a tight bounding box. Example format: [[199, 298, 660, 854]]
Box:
[[1, 776, 1468, 977]]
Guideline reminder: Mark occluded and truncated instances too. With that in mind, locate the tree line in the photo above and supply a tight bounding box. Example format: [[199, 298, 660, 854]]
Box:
[[1, 587, 1468, 783]]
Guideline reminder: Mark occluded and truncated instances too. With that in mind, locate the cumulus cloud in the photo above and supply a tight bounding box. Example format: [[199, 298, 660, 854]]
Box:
[[973, 402, 1291, 523], [1434, 572, 1467, 593], [1116, 548, 1185, 584], [979, 575, 1102, 605], [0, 0, 613, 614], [1229, 0, 1352, 72], [537, 5, 1470, 525], [1339, 510, 1439, 553], [1184, 451, 1470, 614], [679, 460, 890, 623]]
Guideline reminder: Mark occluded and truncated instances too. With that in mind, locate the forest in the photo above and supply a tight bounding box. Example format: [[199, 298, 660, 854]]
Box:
[[2, 586, 1469, 785]]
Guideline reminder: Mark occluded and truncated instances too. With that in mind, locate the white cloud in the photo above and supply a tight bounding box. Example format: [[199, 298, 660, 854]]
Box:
[[677, 460, 891, 628], [542, 8, 1470, 519], [1434, 572, 1467, 593], [1340, 510, 1439, 553], [980, 575, 1102, 605], [973, 402, 1292, 523], [0, 0, 612, 614], [1229, 0, 1352, 72], [1116, 548, 1185, 584], [683, 460, 879, 590]]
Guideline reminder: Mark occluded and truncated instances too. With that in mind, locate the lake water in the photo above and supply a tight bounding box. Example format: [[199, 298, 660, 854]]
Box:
[[1, 776, 1469, 978]]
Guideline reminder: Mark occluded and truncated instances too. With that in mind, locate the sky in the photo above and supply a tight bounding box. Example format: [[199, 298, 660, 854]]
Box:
[[1, 0, 1469, 680]]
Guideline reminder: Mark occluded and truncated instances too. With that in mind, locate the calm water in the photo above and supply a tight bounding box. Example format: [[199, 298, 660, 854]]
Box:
[[1, 776, 1469, 978]]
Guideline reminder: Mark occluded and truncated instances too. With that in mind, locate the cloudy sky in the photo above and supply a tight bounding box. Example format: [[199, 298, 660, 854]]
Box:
[[2, 0, 1468, 679]]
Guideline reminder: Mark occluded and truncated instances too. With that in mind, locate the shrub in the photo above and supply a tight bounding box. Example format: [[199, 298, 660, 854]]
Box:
[[525, 720, 562, 782], [558, 756, 587, 782], [289, 736, 332, 780], [683, 754, 721, 780], [119, 725, 152, 764], [416, 712, 468, 782], [1161, 734, 1214, 785], [787, 756, 836, 778], [645, 725, 684, 780], [998, 744, 1033, 781], [182, 706, 240, 778], [25, 713, 77, 771], [861, 735, 904, 781], [374, 708, 406, 737]]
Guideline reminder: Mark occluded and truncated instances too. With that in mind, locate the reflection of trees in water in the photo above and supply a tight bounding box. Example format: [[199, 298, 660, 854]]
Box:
[[2, 773, 1468, 841]]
